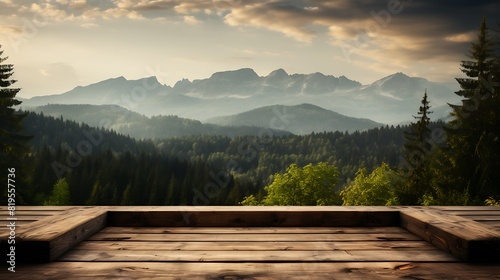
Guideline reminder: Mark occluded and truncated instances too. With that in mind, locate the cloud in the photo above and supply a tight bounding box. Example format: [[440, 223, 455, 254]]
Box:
[[0, 0, 14, 6], [222, 0, 499, 63], [183, 15, 200, 25], [114, 0, 178, 11], [0, 25, 22, 35], [224, 2, 320, 42], [1, 0, 497, 73], [445, 32, 475, 43]]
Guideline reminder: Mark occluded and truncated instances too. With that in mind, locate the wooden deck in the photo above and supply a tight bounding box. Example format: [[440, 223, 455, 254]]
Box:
[[1, 206, 500, 279]]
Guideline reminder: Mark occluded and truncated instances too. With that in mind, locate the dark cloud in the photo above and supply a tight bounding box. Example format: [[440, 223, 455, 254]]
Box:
[[221, 0, 498, 62]]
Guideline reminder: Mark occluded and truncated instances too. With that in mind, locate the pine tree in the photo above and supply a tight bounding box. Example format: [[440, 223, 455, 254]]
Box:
[[1, 44, 31, 201], [443, 17, 500, 204], [399, 90, 433, 205]]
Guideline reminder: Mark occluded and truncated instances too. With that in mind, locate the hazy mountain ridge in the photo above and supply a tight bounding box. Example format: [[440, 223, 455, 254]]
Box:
[[21, 68, 460, 123], [31, 104, 292, 139], [207, 104, 383, 135]]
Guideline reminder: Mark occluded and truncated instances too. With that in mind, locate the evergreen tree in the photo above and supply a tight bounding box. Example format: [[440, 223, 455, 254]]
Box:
[[398, 90, 433, 204], [0, 44, 31, 202], [443, 17, 500, 204]]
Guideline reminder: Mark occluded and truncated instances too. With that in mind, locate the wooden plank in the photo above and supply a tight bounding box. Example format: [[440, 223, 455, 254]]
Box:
[[430, 206, 500, 211], [439, 211, 500, 216], [456, 215, 500, 221], [87, 232, 422, 242], [0, 211, 66, 216], [0, 216, 57, 221], [0, 206, 76, 211], [0, 207, 108, 262], [0, 220, 38, 225], [59, 249, 457, 262], [2, 262, 500, 280], [100, 226, 409, 234], [73, 240, 437, 251], [400, 209, 500, 262], [107, 209, 400, 227], [477, 221, 500, 231]]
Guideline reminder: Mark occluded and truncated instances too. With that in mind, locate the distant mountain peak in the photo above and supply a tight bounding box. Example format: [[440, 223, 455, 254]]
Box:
[[206, 103, 383, 135], [173, 78, 192, 89], [373, 72, 411, 86], [310, 72, 325, 77], [210, 68, 259, 81], [268, 68, 289, 77], [295, 103, 327, 111], [389, 72, 409, 79]]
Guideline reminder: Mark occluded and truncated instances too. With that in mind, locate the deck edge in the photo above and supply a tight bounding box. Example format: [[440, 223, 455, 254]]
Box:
[[400, 209, 500, 262]]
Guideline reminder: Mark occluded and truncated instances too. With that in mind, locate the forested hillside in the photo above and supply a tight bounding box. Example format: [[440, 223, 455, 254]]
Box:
[[18, 111, 406, 206], [29, 104, 292, 139]]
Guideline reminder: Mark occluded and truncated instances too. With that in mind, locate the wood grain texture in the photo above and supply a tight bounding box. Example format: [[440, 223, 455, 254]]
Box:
[[73, 240, 437, 251], [2, 205, 500, 268], [87, 232, 422, 242], [99, 226, 409, 234], [59, 249, 457, 262], [1, 262, 499, 279], [0, 207, 108, 262], [400, 209, 500, 262]]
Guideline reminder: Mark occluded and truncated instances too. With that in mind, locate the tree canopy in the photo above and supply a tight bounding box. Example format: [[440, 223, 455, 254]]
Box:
[[341, 163, 399, 206], [241, 162, 341, 206]]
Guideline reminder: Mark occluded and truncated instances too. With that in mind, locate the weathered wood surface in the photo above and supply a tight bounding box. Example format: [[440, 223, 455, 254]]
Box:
[[400, 208, 500, 262], [431, 206, 500, 233], [0, 207, 108, 262], [64, 225, 455, 263], [88, 232, 422, 242], [60, 249, 457, 262], [2, 262, 500, 279], [1, 206, 500, 278], [0, 206, 78, 235], [74, 240, 436, 251], [99, 226, 409, 234]]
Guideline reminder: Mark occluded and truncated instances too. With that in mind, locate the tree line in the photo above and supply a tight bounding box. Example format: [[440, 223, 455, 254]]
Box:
[[15, 111, 406, 206]]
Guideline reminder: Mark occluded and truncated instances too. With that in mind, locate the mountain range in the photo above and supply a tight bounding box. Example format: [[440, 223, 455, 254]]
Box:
[[30, 103, 383, 138], [20, 68, 460, 124]]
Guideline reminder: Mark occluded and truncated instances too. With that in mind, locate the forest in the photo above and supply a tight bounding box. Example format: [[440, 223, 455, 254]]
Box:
[[18, 111, 405, 206], [1, 18, 499, 207]]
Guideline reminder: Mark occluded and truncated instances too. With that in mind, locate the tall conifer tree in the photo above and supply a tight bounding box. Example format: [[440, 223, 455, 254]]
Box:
[[1, 44, 31, 202], [399, 90, 432, 205], [444, 17, 500, 203]]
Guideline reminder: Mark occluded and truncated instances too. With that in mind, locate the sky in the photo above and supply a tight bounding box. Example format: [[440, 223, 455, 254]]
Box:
[[0, 0, 498, 98]]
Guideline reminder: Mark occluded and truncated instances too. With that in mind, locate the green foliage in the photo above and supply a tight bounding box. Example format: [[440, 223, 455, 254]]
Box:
[[0, 45, 31, 202], [398, 91, 433, 205], [259, 162, 341, 206], [44, 178, 71, 205], [239, 194, 261, 206], [438, 17, 500, 204], [22, 111, 407, 206], [485, 197, 500, 206], [341, 163, 399, 206], [419, 190, 469, 206]]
